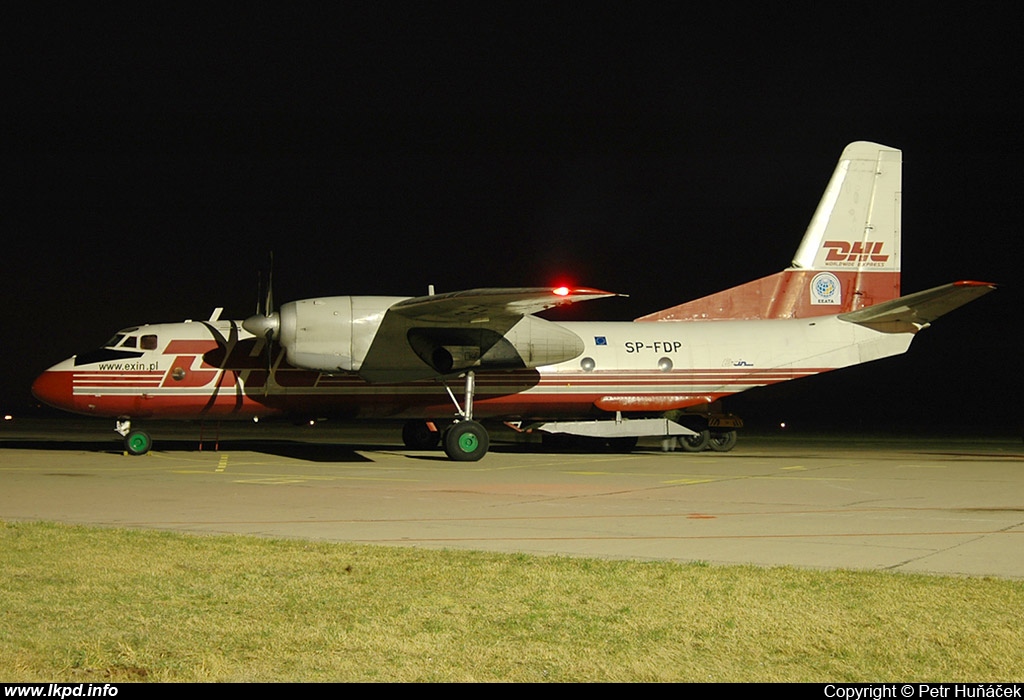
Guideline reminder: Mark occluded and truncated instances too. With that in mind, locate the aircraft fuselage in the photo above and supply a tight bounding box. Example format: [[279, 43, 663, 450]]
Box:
[[31, 315, 913, 423]]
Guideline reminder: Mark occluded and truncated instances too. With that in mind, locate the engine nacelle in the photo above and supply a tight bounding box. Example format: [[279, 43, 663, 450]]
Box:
[[247, 295, 588, 379], [278, 296, 407, 372], [404, 315, 585, 374]]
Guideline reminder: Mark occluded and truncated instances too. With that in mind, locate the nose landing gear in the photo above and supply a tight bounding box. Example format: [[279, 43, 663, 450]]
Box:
[[116, 417, 152, 456]]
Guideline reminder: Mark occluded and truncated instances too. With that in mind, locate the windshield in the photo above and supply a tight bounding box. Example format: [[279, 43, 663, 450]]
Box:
[[103, 328, 157, 350]]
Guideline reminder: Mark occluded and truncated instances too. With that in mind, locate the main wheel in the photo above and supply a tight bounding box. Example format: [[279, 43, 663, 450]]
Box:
[[443, 420, 490, 461], [677, 429, 710, 452], [402, 420, 440, 449], [125, 430, 152, 456], [707, 430, 738, 452]]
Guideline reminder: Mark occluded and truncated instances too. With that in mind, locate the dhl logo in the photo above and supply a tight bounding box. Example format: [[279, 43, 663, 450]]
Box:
[[823, 240, 889, 264]]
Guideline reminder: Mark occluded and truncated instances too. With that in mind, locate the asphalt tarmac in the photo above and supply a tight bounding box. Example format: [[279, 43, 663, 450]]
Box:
[[2, 418, 1022, 579]]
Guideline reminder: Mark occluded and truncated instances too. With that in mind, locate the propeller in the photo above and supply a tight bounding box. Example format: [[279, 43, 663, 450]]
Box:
[[242, 252, 281, 393], [199, 319, 244, 412]]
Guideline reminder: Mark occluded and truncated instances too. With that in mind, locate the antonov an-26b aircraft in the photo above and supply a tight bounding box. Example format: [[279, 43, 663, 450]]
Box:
[[32, 142, 995, 460]]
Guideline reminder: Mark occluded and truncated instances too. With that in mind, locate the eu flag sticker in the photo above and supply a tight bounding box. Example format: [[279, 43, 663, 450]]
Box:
[[594, 336, 607, 346]]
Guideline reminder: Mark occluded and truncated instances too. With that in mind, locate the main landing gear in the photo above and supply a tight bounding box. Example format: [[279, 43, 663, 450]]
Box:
[[432, 370, 488, 461], [442, 420, 490, 461], [402, 380, 743, 461], [675, 429, 739, 453], [402, 418, 490, 461], [671, 410, 743, 453], [402, 371, 490, 461]]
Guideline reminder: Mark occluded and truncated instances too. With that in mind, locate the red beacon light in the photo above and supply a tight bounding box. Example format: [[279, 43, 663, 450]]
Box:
[[552, 286, 571, 296]]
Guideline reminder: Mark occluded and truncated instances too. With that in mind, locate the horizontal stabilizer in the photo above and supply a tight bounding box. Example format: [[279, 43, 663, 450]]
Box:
[[838, 280, 995, 332]]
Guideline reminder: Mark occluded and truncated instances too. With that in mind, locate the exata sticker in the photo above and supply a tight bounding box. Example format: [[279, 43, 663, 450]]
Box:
[[810, 272, 841, 305], [822, 240, 890, 266]]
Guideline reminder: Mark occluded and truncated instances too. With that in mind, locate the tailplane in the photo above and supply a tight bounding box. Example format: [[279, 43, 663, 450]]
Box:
[[838, 280, 995, 334], [638, 141, 902, 321]]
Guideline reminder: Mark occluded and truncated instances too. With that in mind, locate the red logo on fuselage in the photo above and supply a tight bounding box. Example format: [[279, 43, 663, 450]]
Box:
[[823, 240, 889, 264]]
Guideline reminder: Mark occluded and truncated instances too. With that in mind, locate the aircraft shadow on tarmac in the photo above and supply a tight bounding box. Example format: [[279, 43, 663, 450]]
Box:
[[0, 437, 385, 463], [0, 432, 666, 463]]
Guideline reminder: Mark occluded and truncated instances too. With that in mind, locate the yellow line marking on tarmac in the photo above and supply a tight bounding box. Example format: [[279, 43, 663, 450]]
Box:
[[216, 454, 229, 473], [233, 474, 420, 484]]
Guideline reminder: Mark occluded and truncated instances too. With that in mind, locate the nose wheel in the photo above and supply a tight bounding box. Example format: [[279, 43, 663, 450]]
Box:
[[124, 430, 153, 456], [116, 417, 153, 456]]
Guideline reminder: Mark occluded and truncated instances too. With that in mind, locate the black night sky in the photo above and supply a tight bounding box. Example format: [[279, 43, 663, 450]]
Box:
[[3, 6, 1020, 433]]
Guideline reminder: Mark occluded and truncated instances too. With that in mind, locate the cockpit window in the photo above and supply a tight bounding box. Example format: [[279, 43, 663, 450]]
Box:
[[103, 328, 154, 349]]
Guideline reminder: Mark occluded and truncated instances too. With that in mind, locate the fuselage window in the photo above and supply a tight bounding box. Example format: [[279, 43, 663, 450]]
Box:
[[122, 336, 137, 348], [140, 335, 158, 350]]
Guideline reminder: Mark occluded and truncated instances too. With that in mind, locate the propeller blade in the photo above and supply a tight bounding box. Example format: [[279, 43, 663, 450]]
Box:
[[255, 270, 263, 316], [265, 329, 274, 395], [265, 251, 274, 317], [199, 320, 244, 412]]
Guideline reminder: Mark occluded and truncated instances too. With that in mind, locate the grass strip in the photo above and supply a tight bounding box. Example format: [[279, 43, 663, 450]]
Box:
[[3, 520, 1022, 682]]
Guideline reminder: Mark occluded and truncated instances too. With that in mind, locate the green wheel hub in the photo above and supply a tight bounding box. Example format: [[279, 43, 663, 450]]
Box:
[[457, 432, 479, 452]]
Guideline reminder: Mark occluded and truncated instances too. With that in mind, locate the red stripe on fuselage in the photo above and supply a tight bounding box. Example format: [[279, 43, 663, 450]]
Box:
[[32, 362, 839, 421], [164, 339, 218, 354]]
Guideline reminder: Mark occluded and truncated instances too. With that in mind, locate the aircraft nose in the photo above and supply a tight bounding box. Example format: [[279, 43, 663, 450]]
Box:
[[31, 370, 74, 411]]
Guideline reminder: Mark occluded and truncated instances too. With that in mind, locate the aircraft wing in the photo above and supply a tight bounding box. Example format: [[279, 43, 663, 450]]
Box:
[[388, 286, 619, 321], [358, 287, 620, 382], [839, 280, 995, 332]]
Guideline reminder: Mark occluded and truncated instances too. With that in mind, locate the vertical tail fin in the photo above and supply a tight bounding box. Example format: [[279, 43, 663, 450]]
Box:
[[637, 141, 902, 321]]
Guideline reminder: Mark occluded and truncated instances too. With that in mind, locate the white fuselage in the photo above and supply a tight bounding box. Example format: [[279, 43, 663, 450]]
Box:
[[32, 314, 914, 422]]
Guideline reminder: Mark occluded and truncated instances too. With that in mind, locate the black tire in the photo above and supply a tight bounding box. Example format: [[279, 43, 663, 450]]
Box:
[[677, 429, 710, 452], [402, 420, 440, 449], [125, 430, 152, 455], [707, 430, 738, 452], [443, 420, 490, 461]]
